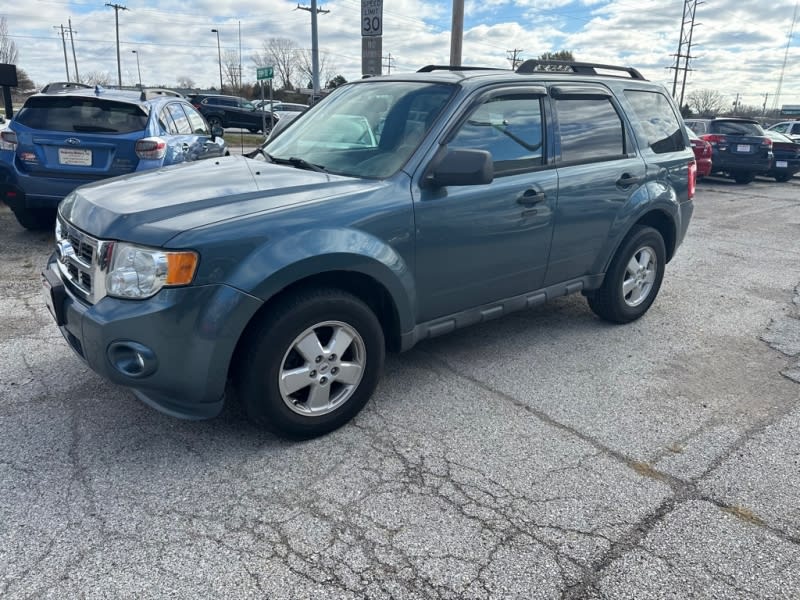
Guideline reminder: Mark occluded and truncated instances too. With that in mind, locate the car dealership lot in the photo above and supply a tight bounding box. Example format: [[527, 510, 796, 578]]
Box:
[[1, 177, 799, 598]]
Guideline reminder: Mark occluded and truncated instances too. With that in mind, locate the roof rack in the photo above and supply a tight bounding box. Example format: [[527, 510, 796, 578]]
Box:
[[515, 60, 646, 80], [140, 88, 183, 100], [417, 65, 508, 73]]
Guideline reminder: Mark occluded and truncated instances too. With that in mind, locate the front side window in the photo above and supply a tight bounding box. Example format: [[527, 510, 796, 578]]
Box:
[[624, 90, 685, 153], [771, 123, 788, 133], [449, 94, 544, 176], [556, 97, 625, 163]]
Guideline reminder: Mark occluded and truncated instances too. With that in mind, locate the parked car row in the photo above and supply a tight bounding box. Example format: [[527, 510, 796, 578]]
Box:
[[0, 85, 228, 229], [685, 117, 800, 184]]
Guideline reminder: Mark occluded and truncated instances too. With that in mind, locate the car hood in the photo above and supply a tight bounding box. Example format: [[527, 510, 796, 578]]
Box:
[[60, 156, 376, 246]]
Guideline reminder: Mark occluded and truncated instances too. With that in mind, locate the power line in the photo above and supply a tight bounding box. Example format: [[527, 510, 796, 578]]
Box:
[[772, 1, 799, 112]]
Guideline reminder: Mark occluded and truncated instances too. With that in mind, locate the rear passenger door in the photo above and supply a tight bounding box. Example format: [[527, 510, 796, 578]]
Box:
[[414, 86, 558, 321], [544, 85, 648, 285]]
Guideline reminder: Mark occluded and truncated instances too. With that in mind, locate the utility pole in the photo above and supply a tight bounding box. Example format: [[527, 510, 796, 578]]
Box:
[[771, 0, 798, 112], [450, 0, 464, 66], [105, 3, 128, 88], [54, 25, 70, 81], [68, 19, 80, 83], [670, 0, 701, 109], [762, 93, 769, 115], [296, 1, 330, 102], [732, 92, 740, 115], [238, 20, 242, 93], [507, 48, 523, 70], [382, 52, 394, 74]]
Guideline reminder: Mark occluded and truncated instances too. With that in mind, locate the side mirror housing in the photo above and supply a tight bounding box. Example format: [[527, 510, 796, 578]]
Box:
[[424, 148, 493, 188]]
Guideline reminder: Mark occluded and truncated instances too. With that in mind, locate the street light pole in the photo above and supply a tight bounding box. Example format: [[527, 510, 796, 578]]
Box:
[[131, 50, 142, 88], [211, 29, 223, 93]]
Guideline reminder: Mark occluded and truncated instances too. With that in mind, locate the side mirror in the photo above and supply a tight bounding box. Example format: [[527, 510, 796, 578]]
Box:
[[424, 148, 493, 188], [211, 125, 224, 140]]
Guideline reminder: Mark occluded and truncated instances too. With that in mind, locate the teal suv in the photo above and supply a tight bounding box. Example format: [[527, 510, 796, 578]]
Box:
[[43, 60, 695, 438]]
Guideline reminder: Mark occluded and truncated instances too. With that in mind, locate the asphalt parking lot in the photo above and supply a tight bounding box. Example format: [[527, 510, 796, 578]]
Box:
[[1, 175, 799, 599]]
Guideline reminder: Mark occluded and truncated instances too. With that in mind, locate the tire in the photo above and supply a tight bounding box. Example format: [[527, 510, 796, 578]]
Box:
[[11, 206, 56, 230], [774, 172, 793, 183], [207, 116, 223, 129], [732, 171, 755, 184], [236, 288, 385, 438], [587, 225, 666, 324]]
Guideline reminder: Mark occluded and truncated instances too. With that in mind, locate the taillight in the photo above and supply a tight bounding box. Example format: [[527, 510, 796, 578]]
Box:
[[688, 160, 697, 199], [135, 137, 167, 160], [702, 134, 726, 146], [0, 130, 17, 150], [761, 138, 773, 148]]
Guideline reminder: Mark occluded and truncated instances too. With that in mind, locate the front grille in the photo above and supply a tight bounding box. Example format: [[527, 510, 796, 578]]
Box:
[[55, 216, 110, 304]]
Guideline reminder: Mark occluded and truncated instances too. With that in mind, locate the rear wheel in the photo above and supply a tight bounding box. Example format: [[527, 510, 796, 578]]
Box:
[[587, 225, 666, 324], [732, 170, 755, 184], [774, 172, 793, 183], [207, 116, 223, 129], [10, 206, 56, 230], [236, 288, 385, 438]]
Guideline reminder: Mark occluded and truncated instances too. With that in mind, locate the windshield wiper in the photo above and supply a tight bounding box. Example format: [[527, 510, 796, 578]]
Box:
[[284, 156, 327, 173]]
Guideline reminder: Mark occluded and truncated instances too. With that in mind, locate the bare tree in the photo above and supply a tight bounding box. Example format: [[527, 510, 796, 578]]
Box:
[[222, 48, 242, 94], [0, 17, 18, 64], [82, 71, 114, 86], [176, 76, 196, 89], [531, 50, 576, 71], [298, 49, 338, 90], [687, 88, 726, 117], [252, 38, 299, 91]]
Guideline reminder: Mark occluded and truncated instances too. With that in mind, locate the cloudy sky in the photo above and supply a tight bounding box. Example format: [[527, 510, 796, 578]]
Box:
[[2, 0, 799, 111]]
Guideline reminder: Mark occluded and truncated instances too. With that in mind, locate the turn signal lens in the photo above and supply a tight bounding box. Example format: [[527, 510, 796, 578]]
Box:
[[166, 252, 199, 285]]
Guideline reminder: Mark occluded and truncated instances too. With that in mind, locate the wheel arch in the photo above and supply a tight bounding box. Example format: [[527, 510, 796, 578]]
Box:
[[229, 269, 405, 383]]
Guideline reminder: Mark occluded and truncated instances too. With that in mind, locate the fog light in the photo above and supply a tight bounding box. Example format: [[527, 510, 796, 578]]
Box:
[[108, 341, 158, 378]]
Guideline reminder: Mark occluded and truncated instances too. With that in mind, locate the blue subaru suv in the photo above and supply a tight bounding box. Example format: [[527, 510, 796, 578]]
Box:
[[0, 86, 227, 229], [44, 61, 695, 438]]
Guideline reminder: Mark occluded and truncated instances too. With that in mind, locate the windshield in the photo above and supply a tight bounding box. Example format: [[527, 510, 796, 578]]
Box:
[[260, 81, 455, 178]]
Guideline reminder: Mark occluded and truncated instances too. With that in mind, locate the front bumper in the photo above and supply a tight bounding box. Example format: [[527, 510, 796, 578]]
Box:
[[44, 255, 263, 419]]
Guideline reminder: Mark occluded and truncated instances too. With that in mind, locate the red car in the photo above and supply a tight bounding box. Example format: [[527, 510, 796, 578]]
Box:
[[687, 127, 712, 178]]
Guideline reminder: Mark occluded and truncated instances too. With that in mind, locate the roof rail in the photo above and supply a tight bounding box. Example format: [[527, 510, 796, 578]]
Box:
[[40, 81, 93, 94], [515, 60, 646, 80], [140, 88, 183, 100], [417, 65, 508, 73]]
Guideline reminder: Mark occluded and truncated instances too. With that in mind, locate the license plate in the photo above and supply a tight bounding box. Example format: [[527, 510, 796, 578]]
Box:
[[58, 147, 92, 166], [42, 268, 67, 326], [776, 160, 788, 168], [736, 144, 751, 153]]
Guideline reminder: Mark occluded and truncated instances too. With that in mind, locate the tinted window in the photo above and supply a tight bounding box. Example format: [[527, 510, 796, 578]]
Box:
[[15, 96, 148, 133], [184, 105, 209, 134], [624, 90, 685, 153], [450, 94, 544, 175], [712, 120, 764, 136], [167, 103, 192, 134], [771, 123, 789, 133], [556, 98, 625, 162]]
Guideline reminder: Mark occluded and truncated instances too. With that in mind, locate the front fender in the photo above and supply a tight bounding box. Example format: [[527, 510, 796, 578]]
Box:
[[228, 227, 416, 333]]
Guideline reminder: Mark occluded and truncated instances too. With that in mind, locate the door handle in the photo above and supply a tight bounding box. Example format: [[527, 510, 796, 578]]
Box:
[[616, 173, 642, 187], [517, 189, 545, 206], [181, 143, 190, 153]]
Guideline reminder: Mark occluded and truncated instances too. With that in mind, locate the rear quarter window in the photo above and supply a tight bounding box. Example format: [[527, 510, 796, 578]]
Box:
[[555, 97, 626, 163], [15, 96, 148, 133], [624, 89, 685, 153]]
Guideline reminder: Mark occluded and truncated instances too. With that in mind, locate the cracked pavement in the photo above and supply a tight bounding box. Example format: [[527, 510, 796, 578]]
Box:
[[1, 175, 799, 599]]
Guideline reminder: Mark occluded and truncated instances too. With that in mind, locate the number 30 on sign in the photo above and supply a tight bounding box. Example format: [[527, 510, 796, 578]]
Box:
[[361, 0, 383, 37]]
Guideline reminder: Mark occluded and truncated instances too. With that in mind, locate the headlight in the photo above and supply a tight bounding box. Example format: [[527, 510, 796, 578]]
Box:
[[106, 243, 198, 299]]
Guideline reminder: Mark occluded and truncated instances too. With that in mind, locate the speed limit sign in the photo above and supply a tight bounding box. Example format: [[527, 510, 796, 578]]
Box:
[[361, 0, 383, 37]]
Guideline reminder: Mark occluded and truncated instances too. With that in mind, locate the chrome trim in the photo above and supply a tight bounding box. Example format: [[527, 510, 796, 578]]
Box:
[[54, 215, 111, 304]]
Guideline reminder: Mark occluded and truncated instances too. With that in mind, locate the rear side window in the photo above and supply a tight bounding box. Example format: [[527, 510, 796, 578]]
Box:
[[166, 103, 192, 134], [771, 123, 789, 133], [184, 105, 209, 134], [624, 90, 685, 153], [450, 94, 544, 175], [556, 98, 625, 163], [15, 96, 148, 133]]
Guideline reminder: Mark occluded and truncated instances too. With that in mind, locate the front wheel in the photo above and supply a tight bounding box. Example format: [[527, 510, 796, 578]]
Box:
[[587, 225, 666, 323], [236, 288, 385, 438], [207, 116, 223, 129]]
